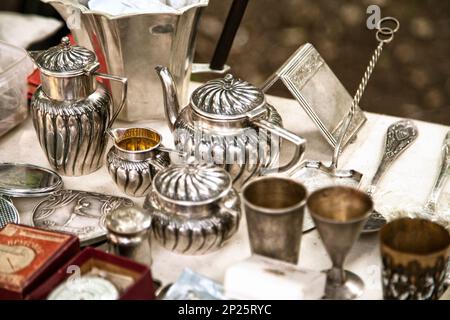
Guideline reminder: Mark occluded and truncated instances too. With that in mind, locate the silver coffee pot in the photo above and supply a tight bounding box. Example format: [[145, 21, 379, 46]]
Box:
[[155, 66, 307, 187], [28, 37, 127, 176]]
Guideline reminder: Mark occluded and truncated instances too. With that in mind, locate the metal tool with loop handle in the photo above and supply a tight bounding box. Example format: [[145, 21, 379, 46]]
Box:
[[333, 17, 401, 169]]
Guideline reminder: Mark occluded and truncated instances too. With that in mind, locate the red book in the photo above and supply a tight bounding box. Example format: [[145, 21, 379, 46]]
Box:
[[0, 224, 79, 300]]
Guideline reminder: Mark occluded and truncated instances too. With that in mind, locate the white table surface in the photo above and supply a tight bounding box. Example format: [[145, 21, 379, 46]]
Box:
[[1, 87, 449, 300]]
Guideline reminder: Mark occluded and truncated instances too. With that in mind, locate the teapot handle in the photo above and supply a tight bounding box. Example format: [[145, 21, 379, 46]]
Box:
[[95, 72, 128, 126], [253, 119, 306, 174]]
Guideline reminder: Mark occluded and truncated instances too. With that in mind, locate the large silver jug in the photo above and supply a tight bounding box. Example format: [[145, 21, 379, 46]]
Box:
[[29, 37, 127, 176], [41, 0, 226, 121]]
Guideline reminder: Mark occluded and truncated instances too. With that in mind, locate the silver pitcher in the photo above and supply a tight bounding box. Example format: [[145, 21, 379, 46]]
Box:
[[106, 127, 173, 197], [41, 0, 228, 121], [155, 66, 307, 188], [29, 37, 127, 176]]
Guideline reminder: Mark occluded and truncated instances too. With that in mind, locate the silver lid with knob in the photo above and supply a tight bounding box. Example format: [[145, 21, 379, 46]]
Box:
[[153, 163, 233, 205], [29, 37, 98, 76], [190, 74, 266, 120]]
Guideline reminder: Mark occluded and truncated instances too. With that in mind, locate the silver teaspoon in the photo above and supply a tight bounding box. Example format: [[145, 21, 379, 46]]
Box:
[[362, 119, 419, 233]]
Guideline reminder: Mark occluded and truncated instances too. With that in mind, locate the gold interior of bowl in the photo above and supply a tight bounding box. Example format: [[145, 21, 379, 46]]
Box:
[[380, 218, 450, 255], [307, 186, 372, 222], [243, 177, 307, 210], [117, 128, 161, 152]]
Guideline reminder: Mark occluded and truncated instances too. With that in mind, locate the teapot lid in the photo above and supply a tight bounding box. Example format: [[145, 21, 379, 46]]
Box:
[[190, 74, 265, 120], [153, 163, 232, 205], [31, 37, 98, 76]]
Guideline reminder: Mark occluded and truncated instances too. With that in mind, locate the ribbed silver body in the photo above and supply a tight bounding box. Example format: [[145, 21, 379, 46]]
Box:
[[144, 189, 241, 255], [173, 105, 283, 188], [106, 149, 170, 197], [30, 84, 112, 176]]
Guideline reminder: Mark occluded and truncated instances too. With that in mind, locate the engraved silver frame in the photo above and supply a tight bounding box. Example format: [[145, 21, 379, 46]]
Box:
[[261, 43, 367, 148]]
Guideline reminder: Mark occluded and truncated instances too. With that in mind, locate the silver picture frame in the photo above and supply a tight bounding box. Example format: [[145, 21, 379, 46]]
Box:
[[261, 43, 367, 148]]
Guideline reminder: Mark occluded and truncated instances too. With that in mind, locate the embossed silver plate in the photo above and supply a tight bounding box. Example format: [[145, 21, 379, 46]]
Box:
[[261, 43, 367, 149], [32, 190, 134, 246], [0, 163, 63, 197]]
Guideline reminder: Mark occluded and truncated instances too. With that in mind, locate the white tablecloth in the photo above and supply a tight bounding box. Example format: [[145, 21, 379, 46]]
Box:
[[1, 86, 449, 300]]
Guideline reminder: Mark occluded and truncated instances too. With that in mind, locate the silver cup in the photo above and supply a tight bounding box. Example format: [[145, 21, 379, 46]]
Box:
[[106, 206, 152, 267], [242, 177, 307, 264], [307, 186, 373, 300]]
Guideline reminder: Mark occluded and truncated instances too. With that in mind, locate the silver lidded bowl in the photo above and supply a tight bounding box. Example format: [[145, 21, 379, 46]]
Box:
[[143, 162, 241, 255]]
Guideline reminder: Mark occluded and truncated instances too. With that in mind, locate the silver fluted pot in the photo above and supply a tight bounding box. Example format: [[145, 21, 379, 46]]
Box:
[[144, 163, 241, 255], [156, 68, 307, 188]]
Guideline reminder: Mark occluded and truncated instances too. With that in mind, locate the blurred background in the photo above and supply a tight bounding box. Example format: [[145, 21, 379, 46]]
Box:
[[1, 0, 449, 125]]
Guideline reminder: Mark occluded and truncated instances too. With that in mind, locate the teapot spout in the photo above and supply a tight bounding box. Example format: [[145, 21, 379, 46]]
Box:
[[155, 65, 180, 131]]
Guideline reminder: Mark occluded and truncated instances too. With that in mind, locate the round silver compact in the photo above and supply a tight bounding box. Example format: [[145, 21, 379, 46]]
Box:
[[32, 190, 134, 246], [47, 276, 119, 300], [0, 163, 63, 197], [0, 196, 19, 228]]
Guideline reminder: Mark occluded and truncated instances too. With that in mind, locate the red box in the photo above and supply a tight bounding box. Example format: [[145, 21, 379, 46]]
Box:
[[0, 224, 80, 300], [28, 247, 155, 300]]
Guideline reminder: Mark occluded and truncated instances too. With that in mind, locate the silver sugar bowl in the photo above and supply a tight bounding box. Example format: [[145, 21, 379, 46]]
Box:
[[106, 127, 173, 197], [106, 206, 152, 266], [143, 163, 241, 255], [155, 67, 306, 188], [28, 37, 127, 176]]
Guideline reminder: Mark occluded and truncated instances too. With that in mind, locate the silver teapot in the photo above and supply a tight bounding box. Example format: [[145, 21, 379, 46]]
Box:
[[155, 66, 306, 187], [143, 162, 241, 255], [28, 37, 127, 176], [106, 127, 172, 197]]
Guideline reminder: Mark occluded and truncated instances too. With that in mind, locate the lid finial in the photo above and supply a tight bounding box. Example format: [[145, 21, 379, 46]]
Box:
[[61, 36, 71, 49]]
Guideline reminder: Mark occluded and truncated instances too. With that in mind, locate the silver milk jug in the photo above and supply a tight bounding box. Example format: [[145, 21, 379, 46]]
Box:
[[156, 66, 307, 188], [28, 37, 127, 176], [106, 127, 173, 198]]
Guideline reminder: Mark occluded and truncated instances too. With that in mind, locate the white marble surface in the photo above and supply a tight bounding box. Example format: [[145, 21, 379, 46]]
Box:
[[0, 85, 449, 300]]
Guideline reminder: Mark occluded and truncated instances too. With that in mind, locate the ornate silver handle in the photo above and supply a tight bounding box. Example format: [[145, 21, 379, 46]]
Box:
[[95, 72, 128, 126], [424, 131, 450, 214], [366, 120, 418, 196], [253, 119, 306, 173]]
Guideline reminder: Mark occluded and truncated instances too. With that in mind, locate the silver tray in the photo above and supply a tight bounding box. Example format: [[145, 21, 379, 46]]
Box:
[[0, 163, 63, 197], [32, 190, 134, 246]]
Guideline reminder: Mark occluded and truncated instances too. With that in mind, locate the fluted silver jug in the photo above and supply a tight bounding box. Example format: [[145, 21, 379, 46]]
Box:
[[29, 37, 127, 176], [41, 0, 230, 121]]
